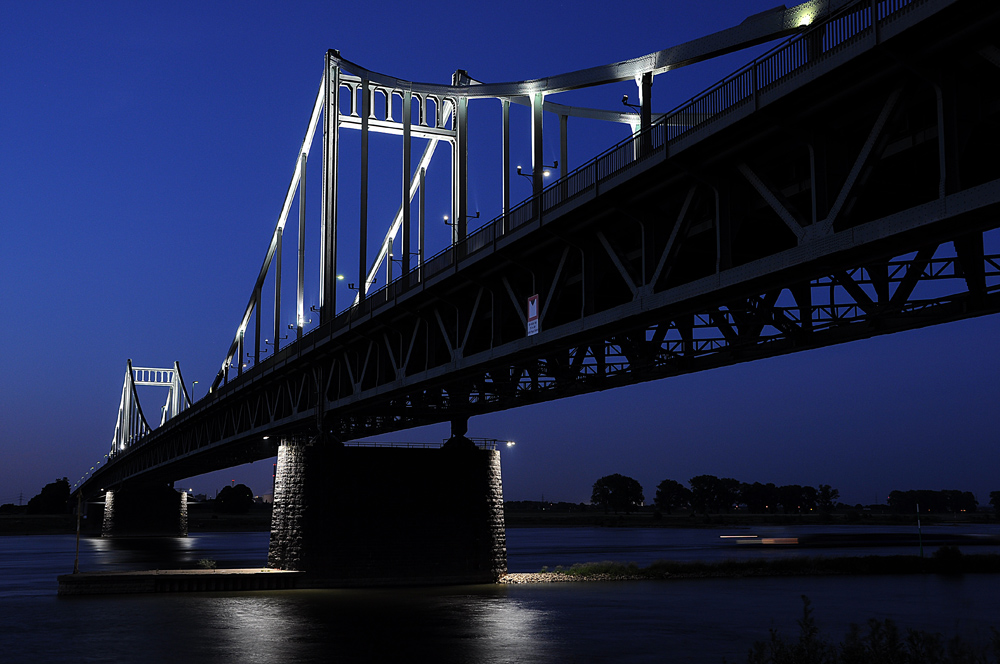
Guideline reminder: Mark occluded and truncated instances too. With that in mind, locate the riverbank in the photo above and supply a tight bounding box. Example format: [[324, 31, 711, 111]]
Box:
[[504, 510, 1000, 528], [500, 550, 1000, 583], [4, 508, 996, 535]]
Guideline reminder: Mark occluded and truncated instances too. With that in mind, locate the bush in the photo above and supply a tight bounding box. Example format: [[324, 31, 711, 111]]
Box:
[[26, 478, 70, 515], [742, 596, 1000, 663], [932, 545, 964, 573]]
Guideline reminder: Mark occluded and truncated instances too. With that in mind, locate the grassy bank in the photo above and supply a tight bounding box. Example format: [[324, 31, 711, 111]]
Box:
[[536, 549, 1000, 579]]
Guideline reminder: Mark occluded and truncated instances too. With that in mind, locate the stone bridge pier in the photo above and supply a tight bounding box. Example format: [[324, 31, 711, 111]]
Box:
[[267, 436, 506, 586], [101, 484, 188, 537]]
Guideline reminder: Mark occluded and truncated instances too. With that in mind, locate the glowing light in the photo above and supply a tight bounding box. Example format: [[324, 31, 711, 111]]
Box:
[[797, 13, 813, 27], [506, 440, 516, 448], [336, 274, 345, 281], [542, 170, 551, 177]]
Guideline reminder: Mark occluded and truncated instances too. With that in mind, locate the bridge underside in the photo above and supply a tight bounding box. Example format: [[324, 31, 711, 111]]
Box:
[[86, 0, 1000, 492]]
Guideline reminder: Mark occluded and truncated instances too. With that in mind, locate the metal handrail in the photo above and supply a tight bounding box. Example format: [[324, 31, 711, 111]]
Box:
[[224, 0, 922, 382]]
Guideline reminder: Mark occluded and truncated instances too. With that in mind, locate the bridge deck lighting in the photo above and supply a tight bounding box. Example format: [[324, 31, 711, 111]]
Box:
[[517, 164, 555, 181]]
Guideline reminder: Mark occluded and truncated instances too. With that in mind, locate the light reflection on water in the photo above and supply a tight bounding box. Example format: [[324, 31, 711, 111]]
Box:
[[8, 576, 997, 663], [3, 529, 1000, 662]]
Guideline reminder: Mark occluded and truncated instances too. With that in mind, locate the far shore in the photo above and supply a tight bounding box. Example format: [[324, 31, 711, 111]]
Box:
[[2, 508, 997, 536]]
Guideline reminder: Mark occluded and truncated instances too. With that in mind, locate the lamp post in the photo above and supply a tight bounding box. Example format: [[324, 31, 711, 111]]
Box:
[[621, 94, 641, 113], [516, 162, 557, 187]]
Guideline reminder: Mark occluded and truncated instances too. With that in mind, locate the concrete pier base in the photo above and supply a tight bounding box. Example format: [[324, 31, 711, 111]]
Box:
[[101, 485, 188, 537], [267, 439, 506, 586]]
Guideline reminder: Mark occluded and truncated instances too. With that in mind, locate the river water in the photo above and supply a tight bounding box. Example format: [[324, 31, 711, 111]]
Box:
[[3, 525, 1000, 663]]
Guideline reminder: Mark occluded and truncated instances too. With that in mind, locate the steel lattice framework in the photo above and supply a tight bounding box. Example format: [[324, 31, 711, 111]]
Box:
[[80, 0, 1000, 494]]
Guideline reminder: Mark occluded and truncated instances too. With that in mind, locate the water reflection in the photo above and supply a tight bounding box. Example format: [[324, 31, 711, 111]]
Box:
[[4, 532, 1000, 662], [174, 587, 555, 663], [83, 532, 270, 571]]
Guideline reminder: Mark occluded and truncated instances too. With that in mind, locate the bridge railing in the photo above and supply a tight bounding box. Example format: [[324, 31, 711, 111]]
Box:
[[319, 0, 918, 328]]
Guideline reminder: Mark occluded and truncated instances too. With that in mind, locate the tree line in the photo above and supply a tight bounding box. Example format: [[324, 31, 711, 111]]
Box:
[[592, 474, 1000, 515], [0, 479, 260, 515], [653, 476, 841, 514], [888, 489, 978, 513]]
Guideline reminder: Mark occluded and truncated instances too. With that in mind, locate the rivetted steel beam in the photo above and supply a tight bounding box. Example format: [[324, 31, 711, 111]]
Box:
[[531, 92, 544, 196], [274, 226, 282, 352], [296, 151, 306, 341], [359, 74, 370, 302], [402, 90, 412, 276], [456, 95, 468, 242], [328, 0, 850, 99], [320, 53, 339, 324], [502, 99, 510, 218]]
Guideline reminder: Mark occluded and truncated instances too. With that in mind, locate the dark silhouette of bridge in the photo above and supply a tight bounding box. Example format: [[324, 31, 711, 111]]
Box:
[[75, 0, 1000, 584]]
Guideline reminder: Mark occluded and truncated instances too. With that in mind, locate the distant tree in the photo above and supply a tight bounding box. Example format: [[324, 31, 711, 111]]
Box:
[[718, 478, 741, 513], [688, 475, 721, 513], [654, 479, 691, 514], [777, 485, 816, 514], [26, 478, 70, 515], [889, 489, 977, 514], [591, 474, 644, 513], [817, 485, 840, 512], [215, 484, 255, 514], [801, 485, 818, 512], [991, 491, 1000, 515], [740, 482, 778, 513]]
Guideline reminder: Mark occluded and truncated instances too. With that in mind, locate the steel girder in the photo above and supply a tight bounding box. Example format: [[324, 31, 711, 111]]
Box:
[[81, 0, 1000, 494]]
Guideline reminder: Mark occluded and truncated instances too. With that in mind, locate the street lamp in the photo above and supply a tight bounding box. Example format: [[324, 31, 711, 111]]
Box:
[[517, 161, 557, 182]]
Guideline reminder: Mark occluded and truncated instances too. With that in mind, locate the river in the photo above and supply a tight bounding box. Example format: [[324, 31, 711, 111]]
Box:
[[3, 525, 1000, 663]]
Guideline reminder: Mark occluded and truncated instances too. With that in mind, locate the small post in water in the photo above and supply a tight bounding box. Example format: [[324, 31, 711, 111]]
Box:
[[73, 492, 82, 574], [917, 502, 924, 558]]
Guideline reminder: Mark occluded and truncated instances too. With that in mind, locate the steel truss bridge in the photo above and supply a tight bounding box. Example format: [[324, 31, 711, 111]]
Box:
[[79, 0, 1000, 494]]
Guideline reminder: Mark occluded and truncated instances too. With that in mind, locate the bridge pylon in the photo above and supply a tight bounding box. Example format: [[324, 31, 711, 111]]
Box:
[[110, 360, 191, 458]]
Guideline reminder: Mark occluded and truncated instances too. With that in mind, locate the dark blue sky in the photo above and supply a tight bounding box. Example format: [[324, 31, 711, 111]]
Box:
[[4, 0, 998, 506]]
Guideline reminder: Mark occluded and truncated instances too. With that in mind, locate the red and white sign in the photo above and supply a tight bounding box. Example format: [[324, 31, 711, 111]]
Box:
[[527, 294, 539, 336]]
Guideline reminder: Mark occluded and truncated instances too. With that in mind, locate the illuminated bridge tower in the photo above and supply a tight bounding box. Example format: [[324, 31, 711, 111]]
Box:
[[99, 361, 191, 538]]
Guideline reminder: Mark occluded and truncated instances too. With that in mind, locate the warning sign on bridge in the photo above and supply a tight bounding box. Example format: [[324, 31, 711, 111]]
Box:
[[527, 294, 539, 336]]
